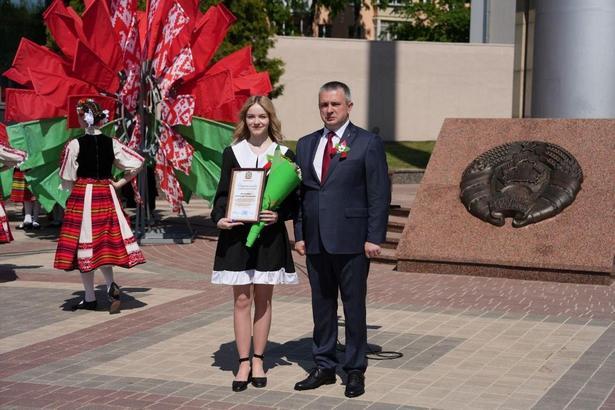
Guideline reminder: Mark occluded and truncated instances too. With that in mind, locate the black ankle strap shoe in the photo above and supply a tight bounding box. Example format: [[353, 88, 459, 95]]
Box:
[[232, 357, 251, 392], [251, 353, 267, 388]]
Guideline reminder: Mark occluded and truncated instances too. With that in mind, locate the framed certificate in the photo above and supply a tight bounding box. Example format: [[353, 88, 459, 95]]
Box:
[[226, 168, 266, 222]]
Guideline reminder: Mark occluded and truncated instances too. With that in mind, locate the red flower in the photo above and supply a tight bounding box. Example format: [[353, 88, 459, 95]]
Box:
[[330, 141, 350, 159]]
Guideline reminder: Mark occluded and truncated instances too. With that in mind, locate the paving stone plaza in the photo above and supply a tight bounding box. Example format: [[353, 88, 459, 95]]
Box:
[[1, 185, 615, 409]]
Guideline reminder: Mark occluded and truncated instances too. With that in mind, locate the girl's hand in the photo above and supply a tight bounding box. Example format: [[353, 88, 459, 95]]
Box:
[[217, 218, 244, 230], [111, 180, 122, 190], [259, 210, 278, 225]]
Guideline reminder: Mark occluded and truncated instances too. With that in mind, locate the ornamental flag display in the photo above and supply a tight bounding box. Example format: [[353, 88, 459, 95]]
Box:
[[1, 0, 272, 212]]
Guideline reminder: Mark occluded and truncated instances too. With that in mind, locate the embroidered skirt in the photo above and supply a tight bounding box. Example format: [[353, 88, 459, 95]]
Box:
[[0, 201, 13, 243], [10, 170, 34, 203], [54, 178, 146, 272]]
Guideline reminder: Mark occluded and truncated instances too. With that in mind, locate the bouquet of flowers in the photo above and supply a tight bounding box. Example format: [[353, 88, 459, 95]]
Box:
[[246, 149, 301, 247]]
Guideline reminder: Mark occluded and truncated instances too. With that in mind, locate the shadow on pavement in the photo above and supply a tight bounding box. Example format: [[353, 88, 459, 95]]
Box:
[[60, 286, 150, 312], [19, 228, 61, 241], [211, 339, 311, 376], [211, 337, 346, 377], [0, 264, 43, 282]]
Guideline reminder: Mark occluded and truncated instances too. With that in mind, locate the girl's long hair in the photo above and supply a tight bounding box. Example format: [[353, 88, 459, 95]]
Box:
[[232, 96, 284, 143]]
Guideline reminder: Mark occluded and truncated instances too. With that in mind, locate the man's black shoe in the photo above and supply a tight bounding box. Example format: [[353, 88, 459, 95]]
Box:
[[294, 368, 336, 391], [344, 371, 365, 398]]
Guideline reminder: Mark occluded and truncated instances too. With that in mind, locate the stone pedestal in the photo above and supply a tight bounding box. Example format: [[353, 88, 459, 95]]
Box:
[[396, 119, 614, 284]]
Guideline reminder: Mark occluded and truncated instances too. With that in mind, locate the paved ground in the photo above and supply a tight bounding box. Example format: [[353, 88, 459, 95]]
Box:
[[1, 184, 615, 409]]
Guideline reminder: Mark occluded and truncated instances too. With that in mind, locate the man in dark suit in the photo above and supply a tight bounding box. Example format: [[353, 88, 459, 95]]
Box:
[[293, 81, 390, 398]]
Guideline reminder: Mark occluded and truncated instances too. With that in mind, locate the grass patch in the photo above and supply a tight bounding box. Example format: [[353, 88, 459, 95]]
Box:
[[283, 140, 435, 170], [385, 141, 434, 170]]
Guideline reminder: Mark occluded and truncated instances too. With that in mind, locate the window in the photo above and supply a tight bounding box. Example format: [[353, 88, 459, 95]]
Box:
[[377, 20, 393, 40], [318, 24, 332, 37]]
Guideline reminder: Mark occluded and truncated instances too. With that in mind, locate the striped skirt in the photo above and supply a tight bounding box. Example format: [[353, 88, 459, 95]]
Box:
[[10, 170, 34, 203], [0, 201, 13, 243], [54, 178, 146, 272]]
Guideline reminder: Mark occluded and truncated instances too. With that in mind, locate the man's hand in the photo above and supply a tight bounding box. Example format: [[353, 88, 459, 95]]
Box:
[[217, 218, 244, 230], [364, 242, 381, 258], [294, 240, 306, 256]]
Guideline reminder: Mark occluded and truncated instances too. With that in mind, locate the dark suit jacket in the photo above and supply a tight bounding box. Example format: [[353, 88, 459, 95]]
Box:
[[294, 122, 390, 254]]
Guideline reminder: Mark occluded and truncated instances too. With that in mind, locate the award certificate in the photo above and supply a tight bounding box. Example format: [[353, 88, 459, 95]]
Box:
[[226, 169, 266, 222]]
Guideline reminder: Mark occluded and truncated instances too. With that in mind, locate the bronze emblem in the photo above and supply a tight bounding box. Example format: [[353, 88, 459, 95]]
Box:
[[460, 141, 583, 227]]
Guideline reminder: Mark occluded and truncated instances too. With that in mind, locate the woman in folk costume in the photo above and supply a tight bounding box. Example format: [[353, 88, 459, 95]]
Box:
[[54, 98, 146, 314], [11, 169, 41, 230], [0, 143, 27, 243], [211, 95, 298, 392]]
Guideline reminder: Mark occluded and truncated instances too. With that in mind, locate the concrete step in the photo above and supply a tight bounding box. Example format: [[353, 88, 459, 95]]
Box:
[[388, 214, 409, 226], [382, 236, 400, 249], [389, 206, 411, 218], [372, 246, 397, 265], [387, 220, 406, 233]]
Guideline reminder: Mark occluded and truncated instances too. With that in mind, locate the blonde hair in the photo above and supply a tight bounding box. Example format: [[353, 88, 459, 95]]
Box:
[[233, 96, 284, 143]]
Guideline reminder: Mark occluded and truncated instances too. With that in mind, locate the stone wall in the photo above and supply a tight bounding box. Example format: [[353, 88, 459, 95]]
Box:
[[270, 36, 514, 141]]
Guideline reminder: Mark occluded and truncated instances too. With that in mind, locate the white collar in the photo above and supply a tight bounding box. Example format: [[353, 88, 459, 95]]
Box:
[[85, 127, 102, 135], [231, 139, 289, 169], [322, 119, 350, 139]]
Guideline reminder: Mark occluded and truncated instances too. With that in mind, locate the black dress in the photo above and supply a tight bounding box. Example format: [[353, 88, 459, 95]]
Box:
[[210, 140, 298, 285]]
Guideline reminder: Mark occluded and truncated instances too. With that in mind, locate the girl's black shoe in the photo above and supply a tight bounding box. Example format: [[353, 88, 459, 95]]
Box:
[[72, 299, 97, 311], [16, 222, 32, 230], [108, 282, 121, 314], [232, 357, 251, 392], [251, 353, 267, 388]]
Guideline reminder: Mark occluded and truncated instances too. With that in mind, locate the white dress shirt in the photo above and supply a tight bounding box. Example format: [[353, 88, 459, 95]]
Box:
[[313, 119, 350, 182]]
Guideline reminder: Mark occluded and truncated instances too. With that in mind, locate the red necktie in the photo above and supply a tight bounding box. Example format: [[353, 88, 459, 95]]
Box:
[[321, 131, 335, 184]]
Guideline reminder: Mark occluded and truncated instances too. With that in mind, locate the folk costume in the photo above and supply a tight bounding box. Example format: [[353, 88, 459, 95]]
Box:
[[54, 97, 145, 313], [211, 140, 298, 285], [54, 130, 146, 272], [0, 144, 27, 243], [10, 169, 33, 202], [10, 169, 41, 230]]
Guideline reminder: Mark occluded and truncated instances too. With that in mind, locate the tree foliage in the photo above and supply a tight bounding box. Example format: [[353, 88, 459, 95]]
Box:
[[266, 0, 353, 37], [203, 0, 285, 98], [387, 0, 471, 43], [0, 0, 46, 84]]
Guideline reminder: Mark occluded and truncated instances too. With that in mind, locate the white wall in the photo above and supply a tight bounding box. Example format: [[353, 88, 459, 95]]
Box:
[[269, 36, 514, 141]]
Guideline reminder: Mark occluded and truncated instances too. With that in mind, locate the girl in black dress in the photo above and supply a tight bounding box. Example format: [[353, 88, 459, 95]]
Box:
[[211, 96, 298, 391]]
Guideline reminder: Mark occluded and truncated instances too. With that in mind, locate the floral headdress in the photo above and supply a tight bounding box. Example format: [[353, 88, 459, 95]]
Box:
[[76, 98, 109, 127]]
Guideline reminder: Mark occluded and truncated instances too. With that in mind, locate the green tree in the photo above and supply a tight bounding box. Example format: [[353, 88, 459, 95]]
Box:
[[387, 0, 471, 42], [311, 0, 388, 39], [267, 0, 312, 36], [265, 0, 352, 37], [267, 0, 293, 34], [204, 0, 285, 98], [0, 0, 46, 82]]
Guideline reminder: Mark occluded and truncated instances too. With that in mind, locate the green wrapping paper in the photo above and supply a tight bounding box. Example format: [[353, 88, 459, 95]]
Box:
[[245, 149, 301, 247]]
